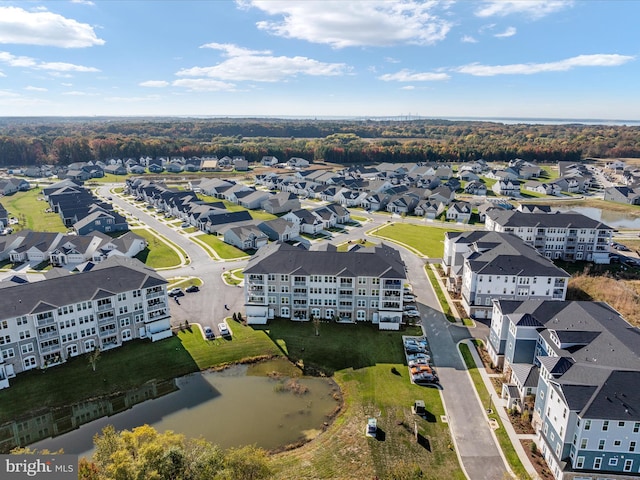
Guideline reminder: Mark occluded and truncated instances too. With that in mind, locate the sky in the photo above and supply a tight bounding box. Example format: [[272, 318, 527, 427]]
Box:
[[0, 0, 639, 120]]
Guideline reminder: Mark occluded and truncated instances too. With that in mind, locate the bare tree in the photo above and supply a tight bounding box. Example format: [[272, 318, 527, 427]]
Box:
[[88, 347, 101, 372]]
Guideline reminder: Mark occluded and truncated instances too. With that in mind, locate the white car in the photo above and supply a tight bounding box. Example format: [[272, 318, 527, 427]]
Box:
[[218, 322, 230, 336], [404, 294, 416, 302], [168, 287, 183, 297], [404, 310, 421, 318]]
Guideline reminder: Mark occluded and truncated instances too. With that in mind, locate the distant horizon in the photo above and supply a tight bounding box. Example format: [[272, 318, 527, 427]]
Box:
[[0, 114, 639, 127]]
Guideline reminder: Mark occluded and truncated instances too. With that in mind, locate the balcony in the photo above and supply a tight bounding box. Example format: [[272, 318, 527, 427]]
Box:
[[247, 296, 266, 305], [40, 343, 61, 354], [37, 330, 59, 341], [97, 302, 114, 312], [249, 285, 264, 292], [147, 291, 164, 300], [36, 316, 55, 327], [383, 280, 401, 288], [147, 310, 167, 320], [293, 293, 308, 298], [382, 302, 401, 310], [147, 299, 166, 309], [248, 275, 264, 284], [554, 280, 566, 287], [293, 281, 307, 287]]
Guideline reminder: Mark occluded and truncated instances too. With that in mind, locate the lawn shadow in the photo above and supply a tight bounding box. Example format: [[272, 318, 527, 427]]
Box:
[[417, 433, 431, 451], [375, 427, 386, 442]]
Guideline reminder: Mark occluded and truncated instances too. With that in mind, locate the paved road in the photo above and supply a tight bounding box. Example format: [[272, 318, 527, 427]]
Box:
[[398, 246, 510, 480]]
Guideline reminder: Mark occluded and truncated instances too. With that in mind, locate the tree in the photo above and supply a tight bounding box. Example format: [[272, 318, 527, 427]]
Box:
[[312, 315, 321, 336], [223, 445, 272, 480], [88, 347, 101, 372]]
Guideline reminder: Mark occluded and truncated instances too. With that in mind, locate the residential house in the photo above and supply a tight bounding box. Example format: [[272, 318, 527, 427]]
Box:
[[464, 181, 487, 196], [261, 192, 301, 214], [323, 203, 351, 224], [492, 179, 520, 197], [104, 164, 128, 176], [0, 256, 172, 389], [415, 200, 445, 219], [428, 185, 455, 205], [261, 156, 279, 166], [283, 209, 324, 235], [232, 156, 249, 171], [485, 210, 613, 263], [73, 209, 129, 235], [233, 189, 271, 209], [258, 218, 300, 242], [223, 224, 268, 251], [0, 178, 30, 196], [243, 242, 408, 330], [200, 210, 253, 234], [200, 157, 220, 172], [523, 181, 561, 196], [445, 202, 472, 223], [287, 157, 310, 168], [604, 186, 640, 205], [459, 171, 480, 182]]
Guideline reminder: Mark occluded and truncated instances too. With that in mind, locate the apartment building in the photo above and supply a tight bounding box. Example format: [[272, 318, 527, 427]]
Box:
[[0, 256, 172, 389], [485, 210, 613, 264], [445, 231, 569, 319], [243, 242, 408, 330], [488, 299, 640, 480]]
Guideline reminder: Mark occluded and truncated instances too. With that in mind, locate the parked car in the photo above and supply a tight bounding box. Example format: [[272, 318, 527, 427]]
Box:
[[181, 222, 190, 228], [218, 322, 230, 336], [404, 310, 421, 318], [204, 326, 214, 339], [185, 285, 199, 293], [168, 287, 183, 297], [404, 304, 418, 311], [403, 294, 416, 302]]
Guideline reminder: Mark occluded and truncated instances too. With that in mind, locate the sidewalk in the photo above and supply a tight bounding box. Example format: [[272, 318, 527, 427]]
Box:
[[463, 339, 541, 480]]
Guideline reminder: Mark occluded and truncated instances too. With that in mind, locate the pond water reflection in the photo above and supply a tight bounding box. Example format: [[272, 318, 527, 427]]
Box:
[[28, 366, 341, 458]]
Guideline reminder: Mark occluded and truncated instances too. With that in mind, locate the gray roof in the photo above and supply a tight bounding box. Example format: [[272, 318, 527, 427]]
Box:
[[487, 210, 613, 230], [244, 242, 407, 279], [465, 232, 570, 277], [0, 256, 166, 320]]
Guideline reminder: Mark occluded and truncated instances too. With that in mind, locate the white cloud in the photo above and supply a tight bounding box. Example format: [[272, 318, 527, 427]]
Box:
[[62, 91, 98, 96], [401, 85, 416, 90], [71, 0, 96, 5], [177, 54, 347, 82], [385, 57, 401, 64], [456, 54, 635, 76], [104, 95, 161, 103], [139, 80, 170, 88], [246, 0, 452, 47], [172, 79, 236, 92], [25, 86, 48, 92], [494, 27, 517, 38], [475, 1, 573, 19], [0, 71, 5, 77], [200, 42, 271, 57], [61, 83, 73, 87], [0, 6, 104, 47], [378, 69, 450, 82], [0, 51, 98, 73], [461, 35, 478, 43]]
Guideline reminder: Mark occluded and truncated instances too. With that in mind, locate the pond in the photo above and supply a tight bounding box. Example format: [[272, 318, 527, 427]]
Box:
[[555, 206, 640, 229], [26, 364, 341, 459]]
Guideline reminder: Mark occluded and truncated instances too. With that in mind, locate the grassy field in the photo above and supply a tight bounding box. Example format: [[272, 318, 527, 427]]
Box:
[[86, 173, 132, 184], [222, 268, 244, 285], [459, 343, 530, 480], [193, 234, 250, 259], [1, 188, 66, 232], [336, 240, 377, 252], [371, 223, 461, 258], [132, 228, 183, 268], [259, 320, 464, 480]]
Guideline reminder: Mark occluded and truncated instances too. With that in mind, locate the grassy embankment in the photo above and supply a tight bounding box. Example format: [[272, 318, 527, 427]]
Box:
[[131, 228, 183, 268], [2, 188, 66, 232], [192, 234, 250, 259]]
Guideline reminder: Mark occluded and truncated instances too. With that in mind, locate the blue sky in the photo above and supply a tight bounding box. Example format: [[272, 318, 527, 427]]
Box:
[[0, 0, 638, 120]]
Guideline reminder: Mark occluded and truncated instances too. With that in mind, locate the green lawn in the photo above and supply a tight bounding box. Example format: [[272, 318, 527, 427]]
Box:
[[222, 268, 244, 286], [2, 188, 66, 232], [425, 266, 455, 323], [336, 240, 377, 252], [459, 343, 530, 480], [250, 210, 278, 221], [132, 228, 183, 268], [372, 223, 461, 258], [193, 234, 250, 259], [350, 215, 368, 222], [86, 173, 132, 184]]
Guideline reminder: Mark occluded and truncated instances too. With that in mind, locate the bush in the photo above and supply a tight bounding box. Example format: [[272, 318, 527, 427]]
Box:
[[530, 442, 537, 455]]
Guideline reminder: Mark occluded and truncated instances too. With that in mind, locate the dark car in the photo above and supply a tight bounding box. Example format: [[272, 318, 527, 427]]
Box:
[[186, 285, 199, 293], [204, 326, 214, 339]]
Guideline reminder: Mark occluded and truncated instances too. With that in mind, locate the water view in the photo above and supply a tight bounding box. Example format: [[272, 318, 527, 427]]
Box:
[[555, 206, 640, 229], [28, 366, 341, 459]]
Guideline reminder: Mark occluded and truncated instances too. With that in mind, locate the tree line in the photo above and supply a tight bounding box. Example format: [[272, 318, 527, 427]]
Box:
[[0, 117, 638, 167]]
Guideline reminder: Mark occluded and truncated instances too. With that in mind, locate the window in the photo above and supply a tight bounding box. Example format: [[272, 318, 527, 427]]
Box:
[[19, 330, 31, 340], [84, 339, 96, 351], [268, 274, 276, 281], [122, 329, 132, 341], [598, 439, 605, 450], [593, 458, 601, 470], [2, 348, 15, 360], [609, 458, 618, 466], [630, 441, 636, 452], [584, 420, 591, 430], [21, 344, 34, 354], [618, 421, 625, 427], [576, 457, 584, 469], [120, 318, 131, 327], [624, 459, 633, 472], [280, 307, 290, 318], [23, 356, 37, 370], [603, 420, 609, 431], [356, 310, 366, 320], [614, 440, 621, 447], [580, 439, 587, 449], [634, 422, 640, 433], [280, 274, 289, 282]]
